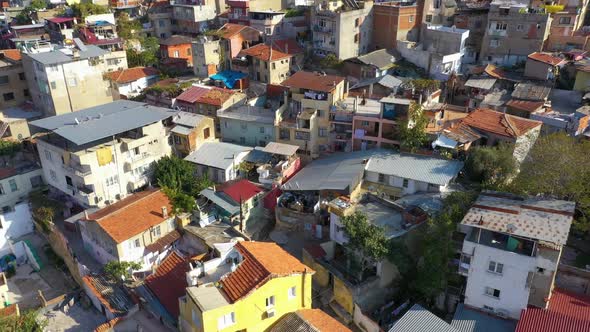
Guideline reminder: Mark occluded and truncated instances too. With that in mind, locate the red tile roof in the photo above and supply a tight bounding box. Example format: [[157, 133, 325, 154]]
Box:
[[1, 49, 21, 61], [281, 71, 345, 93], [217, 179, 262, 203], [528, 52, 566, 66], [145, 229, 181, 253], [145, 251, 189, 317], [0, 168, 16, 180], [548, 288, 590, 321], [506, 99, 545, 113], [218, 23, 249, 39], [105, 67, 159, 84], [484, 64, 509, 80], [298, 309, 352, 332], [176, 86, 211, 104], [239, 43, 292, 62], [0, 304, 18, 317], [198, 87, 236, 107], [160, 35, 192, 46], [85, 189, 173, 243], [461, 108, 542, 138], [220, 241, 314, 303], [273, 39, 304, 55], [94, 317, 125, 332], [47, 17, 75, 24]]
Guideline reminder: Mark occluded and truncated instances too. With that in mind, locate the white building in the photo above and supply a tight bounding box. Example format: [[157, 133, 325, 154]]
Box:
[[105, 66, 160, 99], [184, 142, 252, 183], [29, 100, 177, 208], [0, 202, 34, 257], [457, 192, 575, 320]]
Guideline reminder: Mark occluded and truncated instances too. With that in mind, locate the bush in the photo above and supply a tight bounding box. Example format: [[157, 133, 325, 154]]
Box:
[[0, 140, 22, 156]]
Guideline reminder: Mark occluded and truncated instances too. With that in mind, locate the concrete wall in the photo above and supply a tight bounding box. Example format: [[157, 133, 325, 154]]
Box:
[[336, 5, 374, 60], [192, 38, 221, 78], [114, 75, 159, 98], [556, 263, 590, 296], [0, 202, 33, 256], [220, 117, 275, 147], [0, 61, 29, 109], [524, 59, 552, 80], [372, 3, 421, 50], [0, 168, 43, 209], [513, 127, 540, 164]]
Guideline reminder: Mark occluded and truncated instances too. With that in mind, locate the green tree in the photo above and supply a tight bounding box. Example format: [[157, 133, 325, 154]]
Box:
[[164, 189, 195, 214], [319, 54, 342, 69], [117, 12, 142, 40], [104, 261, 142, 281], [0, 140, 22, 156], [0, 309, 48, 332], [464, 144, 517, 189], [153, 156, 195, 194], [126, 37, 160, 67], [399, 102, 428, 153], [341, 212, 388, 279], [510, 133, 590, 232], [30, 0, 46, 10], [70, 3, 109, 20]]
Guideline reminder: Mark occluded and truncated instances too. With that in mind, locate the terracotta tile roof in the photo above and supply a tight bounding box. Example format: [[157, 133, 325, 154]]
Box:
[[506, 99, 545, 113], [1, 49, 21, 61], [0, 304, 18, 317], [281, 71, 345, 93], [461, 108, 542, 138], [484, 64, 508, 80], [298, 309, 352, 331], [176, 85, 211, 104], [217, 179, 262, 203], [105, 67, 159, 84], [528, 52, 566, 66], [145, 251, 189, 317], [273, 39, 304, 55], [548, 288, 590, 321], [219, 241, 314, 303], [145, 229, 181, 253], [218, 23, 249, 39], [0, 168, 16, 180], [85, 189, 173, 243], [94, 317, 125, 332], [160, 35, 192, 46], [198, 87, 235, 107], [239, 43, 292, 62]]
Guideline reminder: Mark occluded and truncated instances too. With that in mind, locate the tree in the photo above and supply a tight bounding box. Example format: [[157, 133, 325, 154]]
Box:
[[399, 102, 428, 153], [153, 156, 195, 194], [117, 12, 142, 40], [33, 207, 55, 233], [319, 54, 342, 69], [30, 0, 46, 10], [464, 144, 517, 189], [0, 309, 48, 331], [70, 3, 109, 20], [164, 189, 195, 214], [104, 261, 142, 281], [126, 36, 160, 67], [510, 133, 590, 232], [341, 212, 388, 279]]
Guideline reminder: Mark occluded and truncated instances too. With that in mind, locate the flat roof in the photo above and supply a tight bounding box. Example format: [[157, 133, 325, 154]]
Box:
[[261, 142, 299, 156], [30, 100, 178, 146], [451, 304, 517, 332], [217, 105, 276, 124], [26, 44, 107, 65], [185, 142, 252, 170], [187, 285, 229, 311], [355, 198, 405, 239], [0, 107, 41, 123]]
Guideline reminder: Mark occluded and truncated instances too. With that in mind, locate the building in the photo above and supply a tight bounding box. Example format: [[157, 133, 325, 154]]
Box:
[[184, 141, 252, 183], [453, 1, 490, 64], [147, 2, 173, 39], [0, 107, 42, 140], [78, 14, 123, 53], [350, 96, 408, 151], [544, 0, 589, 52], [192, 35, 221, 78], [234, 42, 300, 84], [171, 0, 217, 35], [218, 96, 281, 146], [574, 65, 590, 92], [178, 241, 315, 332], [29, 100, 177, 207], [171, 111, 216, 157], [21, 42, 128, 117], [277, 71, 346, 157], [456, 191, 575, 319], [46, 17, 76, 44], [371, 1, 421, 51], [160, 35, 194, 72], [451, 303, 517, 332], [480, 0, 551, 66], [175, 85, 247, 135], [270, 309, 352, 332], [82, 273, 137, 321], [249, 10, 285, 38], [256, 142, 301, 187], [80, 189, 180, 271], [389, 304, 457, 331], [0, 49, 30, 109], [216, 23, 262, 69], [311, 0, 374, 60], [343, 48, 399, 81], [105, 66, 160, 99], [524, 52, 566, 80]]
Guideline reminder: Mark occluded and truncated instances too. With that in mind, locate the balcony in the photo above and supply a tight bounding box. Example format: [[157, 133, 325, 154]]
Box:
[[313, 25, 333, 33], [466, 228, 536, 257], [124, 153, 153, 172], [487, 29, 507, 37], [121, 134, 151, 152], [76, 185, 99, 206], [330, 111, 353, 123], [63, 163, 93, 184]]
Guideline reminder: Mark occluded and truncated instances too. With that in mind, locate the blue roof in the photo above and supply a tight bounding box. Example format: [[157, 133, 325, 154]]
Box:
[[210, 70, 247, 89], [451, 304, 517, 332]]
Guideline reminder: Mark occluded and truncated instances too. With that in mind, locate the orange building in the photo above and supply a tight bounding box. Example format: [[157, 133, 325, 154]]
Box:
[[160, 35, 194, 71]]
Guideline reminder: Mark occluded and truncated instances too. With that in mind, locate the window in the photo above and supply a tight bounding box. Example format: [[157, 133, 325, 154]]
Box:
[[559, 16, 572, 25], [319, 127, 328, 137], [153, 226, 161, 237], [173, 50, 180, 57], [159, 19, 166, 27], [50, 81, 57, 89], [489, 39, 499, 47], [280, 128, 290, 140], [218, 312, 236, 329], [426, 14, 433, 23], [0, 76, 9, 85], [516, 24, 523, 31], [30, 175, 43, 188], [18, 72, 25, 80], [259, 127, 265, 134], [67, 78, 77, 87], [403, 179, 409, 188], [134, 238, 140, 247], [488, 261, 504, 274], [355, 18, 360, 27], [204, 127, 210, 139], [378, 173, 385, 183], [3, 93, 14, 101], [361, 121, 369, 126], [289, 286, 296, 299], [24, 89, 29, 97], [49, 170, 57, 182], [265, 295, 275, 308], [485, 287, 501, 299], [265, 27, 271, 35], [409, 15, 414, 23], [0, 184, 4, 195], [174, 135, 181, 144]]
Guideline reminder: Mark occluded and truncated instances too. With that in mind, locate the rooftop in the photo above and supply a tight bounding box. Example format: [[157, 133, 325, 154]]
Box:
[[451, 304, 517, 332], [184, 220, 243, 248], [82, 274, 135, 315], [29, 100, 177, 146], [217, 104, 276, 124], [175, 85, 211, 104], [25, 43, 108, 66], [217, 179, 263, 203], [187, 284, 230, 311], [528, 52, 566, 66], [389, 304, 458, 332], [272, 39, 304, 55], [270, 309, 352, 332], [506, 99, 545, 113], [281, 71, 345, 93], [185, 141, 252, 170], [464, 77, 497, 90], [511, 83, 551, 101], [238, 43, 292, 62], [160, 34, 193, 46], [350, 74, 403, 91], [144, 251, 189, 318], [217, 23, 256, 39], [461, 108, 542, 138], [355, 48, 399, 70], [105, 67, 159, 83], [461, 191, 575, 246], [548, 89, 582, 115], [172, 111, 209, 128], [0, 106, 42, 123], [261, 142, 299, 156], [85, 189, 173, 243]]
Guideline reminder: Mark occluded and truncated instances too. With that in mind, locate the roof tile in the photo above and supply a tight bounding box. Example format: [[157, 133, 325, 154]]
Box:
[[105, 67, 159, 84], [298, 309, 352, 331], [281, 71, 345, 93], [144, 251, 189, 317], [239, 43, 292, 62], [528, 52, 566, 66], [461, 108, 542, 138]]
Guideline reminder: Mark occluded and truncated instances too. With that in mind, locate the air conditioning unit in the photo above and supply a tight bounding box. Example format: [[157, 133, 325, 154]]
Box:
[[266, 308, 276, 319], [496, 309, 509, 319]]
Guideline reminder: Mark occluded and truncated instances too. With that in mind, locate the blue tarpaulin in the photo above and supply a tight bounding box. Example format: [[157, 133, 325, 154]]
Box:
[[210, 70, 247, 89]]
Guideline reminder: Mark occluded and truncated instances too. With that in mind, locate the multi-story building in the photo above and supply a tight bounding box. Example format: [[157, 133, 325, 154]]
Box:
[[0, 50, 29, 109], [0, 107, 42, 141], [480, 0, 551, 66], [29, 100, 177, 208], [46, 17, 76, 44], [160, 35, 194, 69], [172, 0, 218, 35], [192, 35, 221, 78], [110, 0, 141, 18], [453, 1, 490, 64], [185, 141, 252, 183], [147, 3, 174, 39], [234, 43, 295, 84], [371, 1, 421, 50], [277, 71, 346, 158], [170, 111, 216, 157], [178, 241, 315, 332], [456, 191, 575, 320], [543, 0, 589, 51], [21, 42, 128, 117], [80, 189, 180, 271], [78, 14, 125, 54], [249, 10, 285, 38], [311, 0, 374, 60], [422, 0, 457, 25], [105, 66, 160, 99], [218, 96, 282, 146], [216, 23, 262, 69]]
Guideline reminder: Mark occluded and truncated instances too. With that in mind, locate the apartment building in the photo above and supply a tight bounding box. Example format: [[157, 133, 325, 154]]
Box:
[[192, 35, 221, 78], [80, 189, 179, 271], [234, 43, 295, 84], [29, 100, 177, 208], [277, 71, 346, 157], [422, 0, 457, 25], [371, 1, 421, 50], [79, 14, 125, 54], [172, 0, 218, 35], [21, 42, 128, 117], [147, 4, 173, 39], [480, 0, 551, 66], [218, 96, 282, 146], [170, 111, 216, 156], [0, 50, 29, 110], [543, 0, 589, 51], [178, 241, 315, 332], [311, 0, 374, 60], [454, 1, 490, 63], [105, 66, 160, 99], [161, 35, 194, 69], [457, 192, 575, 320]]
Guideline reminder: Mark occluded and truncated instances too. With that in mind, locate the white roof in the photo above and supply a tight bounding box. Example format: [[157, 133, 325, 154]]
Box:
[[185, 142, 252, 170]]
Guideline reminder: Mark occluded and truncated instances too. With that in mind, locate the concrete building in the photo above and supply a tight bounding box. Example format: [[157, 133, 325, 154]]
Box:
[[46, 17, 76, 44], [171, 111, 216, 157], [80, 189, 180, 271], [218, 96, 281, 146], [371, 1, 421, 51], [0, 107, 42, 141], [216, 23, 262, 69], [457, 192, 575, 320], [78, 14, 125, 54], [422, 0, 457, 25], [171, 0, 218, 35], [453, 1, 490, 64], [249, 10, 285, 38], [160, 35, 194, 72], [21, 42, 128, 117], [277, 71, 346, 157], [524, 52, 566, 81], [192, 35, 221, 78], [311, 0, 374, 60], [343, 48, 400, 81], [0, 50, 30, 110], [184, 141, 252, 183], [29, 100, 177, 207], [348, 96, 406, 151], [480, 0, 551, 66], [147, 4, 173, 39], [105, 67, 160, 99], [544, 0, 589, 51], [234, 43, 296, 84]]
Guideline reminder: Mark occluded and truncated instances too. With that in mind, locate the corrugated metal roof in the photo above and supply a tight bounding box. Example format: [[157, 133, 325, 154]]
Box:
[[172, 111, 208, 127], [171, 125, 192, 136], [451, 304, 517, 332], [464, 77, 497, 90], [30, 100, 177, 146], [27, 45, 107, 65], [515, 308, 590, 332], [365, 152, 464, 186], [389, 304, 458, 332], [184, 142, 252, 170], [261, 142, 299, 156]]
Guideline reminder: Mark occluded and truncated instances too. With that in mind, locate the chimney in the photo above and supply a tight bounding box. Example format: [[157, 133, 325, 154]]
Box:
[[162, 206, 168, 218]]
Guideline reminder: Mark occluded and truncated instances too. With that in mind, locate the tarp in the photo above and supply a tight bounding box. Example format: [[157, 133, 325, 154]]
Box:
[[210, 70, 247, 89]]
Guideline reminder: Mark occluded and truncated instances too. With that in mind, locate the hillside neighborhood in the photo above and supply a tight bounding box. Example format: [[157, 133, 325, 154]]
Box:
[[0, 0, 589, 331]]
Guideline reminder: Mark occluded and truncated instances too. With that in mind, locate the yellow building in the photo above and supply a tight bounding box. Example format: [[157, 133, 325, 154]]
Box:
[[178, 241, 315, 332]]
